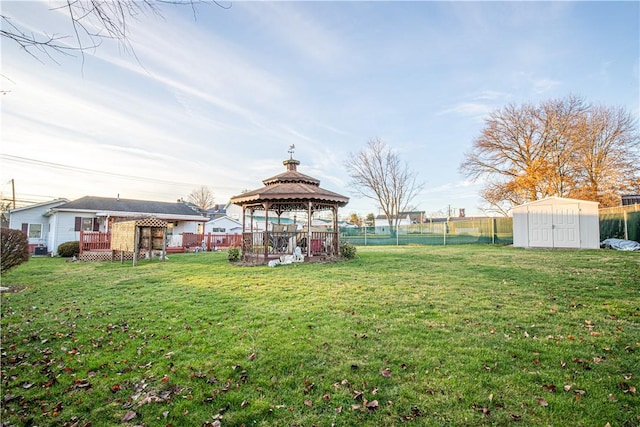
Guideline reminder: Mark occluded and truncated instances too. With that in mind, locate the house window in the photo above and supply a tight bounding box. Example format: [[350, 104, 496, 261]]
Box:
[[75, 217, 100, 232], [22, 223, 42, 238], [82, 218, 94, 231]]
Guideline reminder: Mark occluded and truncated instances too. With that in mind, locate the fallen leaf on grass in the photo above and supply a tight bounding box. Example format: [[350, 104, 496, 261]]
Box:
[[401, 406, 423, 421], [366, 400, 379, 410], [542, 384, 556, 392], [381, 368, 391, 377], [472, 403, 490, 416], [121, 410, 136, 422], [73, 379, 91, 389], [619, 382, 636, 394], [535, 397, 548, 407], [304, 399, 313, 407]]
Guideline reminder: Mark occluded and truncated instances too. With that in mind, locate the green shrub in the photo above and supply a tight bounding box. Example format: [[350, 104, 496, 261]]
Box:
[[0, 228, 30, 273], [339, 241, 357, 259], [227, 246, 241, 262], [57, 241, 79, 257]]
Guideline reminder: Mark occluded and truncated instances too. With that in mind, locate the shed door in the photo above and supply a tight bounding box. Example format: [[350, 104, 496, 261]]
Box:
[[552, 204, 580, 248], [528, 205, 553, 247]]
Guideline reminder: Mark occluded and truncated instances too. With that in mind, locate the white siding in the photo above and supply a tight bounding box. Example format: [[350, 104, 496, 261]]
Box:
[[205, 216, 242, 234], [512, 197, 599, 249], [52, 212, 82, 253], [9, 209, 49, 246], [9, 202, 68, 248]]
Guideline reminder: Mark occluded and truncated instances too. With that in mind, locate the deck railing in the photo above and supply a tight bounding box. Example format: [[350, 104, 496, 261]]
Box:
[[80, 231, 111, 253], [241, 231, 338, 260], [79, 231, 242, 254], [182, 233, 243, 251]]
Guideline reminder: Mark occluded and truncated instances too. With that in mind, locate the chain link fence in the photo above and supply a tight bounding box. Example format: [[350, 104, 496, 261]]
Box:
[[340, 206, 639, 247], [340, 217, 513, 246]]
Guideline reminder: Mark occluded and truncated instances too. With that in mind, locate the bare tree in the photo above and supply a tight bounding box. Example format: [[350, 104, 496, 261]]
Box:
[[188, 186, 215, 210], [1, 0, 228, 63], [460, 95, 639, 212], [569, 105, 640, 206], [345, 138, 424, 237]]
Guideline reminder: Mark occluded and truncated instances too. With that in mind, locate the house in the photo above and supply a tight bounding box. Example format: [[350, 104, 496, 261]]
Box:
[[7, 198, 70, 253], [8, 196, 208, 255], [204, 215, 243, 234], [622, 195, 640, 206]]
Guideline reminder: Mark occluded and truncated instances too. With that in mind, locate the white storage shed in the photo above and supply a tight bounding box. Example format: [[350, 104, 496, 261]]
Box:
[[512, 197, 600, 249]]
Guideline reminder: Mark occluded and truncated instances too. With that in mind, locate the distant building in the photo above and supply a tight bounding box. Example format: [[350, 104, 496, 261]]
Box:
[[622, 195, 640, 206]]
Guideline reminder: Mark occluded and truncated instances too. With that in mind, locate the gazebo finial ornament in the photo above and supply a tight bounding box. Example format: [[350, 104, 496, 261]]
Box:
[[288, 144, 295, 159]]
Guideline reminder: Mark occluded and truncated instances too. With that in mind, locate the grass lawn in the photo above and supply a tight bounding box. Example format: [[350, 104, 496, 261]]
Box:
[[1, 245, 638, 426]]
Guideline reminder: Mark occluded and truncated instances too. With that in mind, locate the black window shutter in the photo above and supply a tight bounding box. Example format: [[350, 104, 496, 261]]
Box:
[[21, 223, 28, 234], [74, 217, 82, 232]]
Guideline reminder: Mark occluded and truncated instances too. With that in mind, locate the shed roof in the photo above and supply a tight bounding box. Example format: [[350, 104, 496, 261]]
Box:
[[230, 158, 349, 210], [511, 196, 599, 212]]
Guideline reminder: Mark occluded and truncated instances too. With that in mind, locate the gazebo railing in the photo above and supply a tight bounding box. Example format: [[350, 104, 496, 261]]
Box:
[[241, 231, 338, 259]]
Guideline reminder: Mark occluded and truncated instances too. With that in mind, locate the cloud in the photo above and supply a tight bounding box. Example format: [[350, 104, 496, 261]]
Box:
[[437, 102, 492, 120], [531, 77, 562, 94], [239, 2, 350, 68]]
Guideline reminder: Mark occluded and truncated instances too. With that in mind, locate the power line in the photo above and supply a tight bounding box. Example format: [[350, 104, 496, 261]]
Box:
[[0, 154, 204, 188]]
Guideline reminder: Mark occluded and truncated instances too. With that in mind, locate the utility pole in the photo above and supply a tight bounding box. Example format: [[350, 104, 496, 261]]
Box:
[[11, 178, 16, 209]]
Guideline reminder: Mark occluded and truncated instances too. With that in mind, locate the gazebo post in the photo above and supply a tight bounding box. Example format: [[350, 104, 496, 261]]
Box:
[[264, 202, 270, 260], [331, 206, 340, 255], [307, 201, 312, 257]]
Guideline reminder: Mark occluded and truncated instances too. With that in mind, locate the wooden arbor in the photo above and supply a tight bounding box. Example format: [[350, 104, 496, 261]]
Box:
[[110, 217, 168, 266], [229, 156, 349, 263]]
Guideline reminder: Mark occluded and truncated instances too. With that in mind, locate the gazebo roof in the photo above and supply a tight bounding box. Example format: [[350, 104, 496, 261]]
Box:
[[230, 158, 349, 210]]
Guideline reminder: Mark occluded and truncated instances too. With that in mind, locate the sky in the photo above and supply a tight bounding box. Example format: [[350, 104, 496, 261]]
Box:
[[1, 1, 638, 218]]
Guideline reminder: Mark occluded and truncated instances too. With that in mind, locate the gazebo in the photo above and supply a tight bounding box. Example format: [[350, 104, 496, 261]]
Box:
[[229, 153, 349, 263]]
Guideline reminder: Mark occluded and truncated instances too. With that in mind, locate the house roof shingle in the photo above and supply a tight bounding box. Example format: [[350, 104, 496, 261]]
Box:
[[52, 196, 207, 218]]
